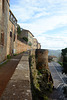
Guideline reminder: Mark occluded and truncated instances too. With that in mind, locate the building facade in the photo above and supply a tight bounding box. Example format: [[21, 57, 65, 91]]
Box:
[[33, 38, 38, 49], [0, 0, 17, 62], [7, 9, 17, 55], [0, 0, 41, 63], [37, 43, 41, 49], [33, 38, 41, 49], [0, 0, 9, 62], [20, 29, 34, 49]]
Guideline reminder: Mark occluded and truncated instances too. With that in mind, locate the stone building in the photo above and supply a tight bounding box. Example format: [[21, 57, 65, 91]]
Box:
[[48, 56, 58, 62], [0, 0, 10, 62], [20, 30, 41, 50], [32, 38, 41, 49], [52, 56, 58, 62], [20, 29, 34, 49], [0, 0, 41, 63], [7, 9, 17, 55], [33, 38, 38, 49], [0, 0, 17, 62], [37, 43, 41, 49]]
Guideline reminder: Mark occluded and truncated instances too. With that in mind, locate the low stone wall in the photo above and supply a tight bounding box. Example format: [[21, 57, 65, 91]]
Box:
[[16, 40, 31, 54]]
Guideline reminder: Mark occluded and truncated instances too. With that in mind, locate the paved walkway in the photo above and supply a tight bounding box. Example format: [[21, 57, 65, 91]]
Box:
[[0, 53, 23, 97], [0, 52, 32, 100]]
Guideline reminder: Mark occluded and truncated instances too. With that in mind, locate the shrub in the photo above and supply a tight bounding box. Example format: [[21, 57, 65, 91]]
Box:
[[44, 96, 48, 100], [28, 42, 32, 46], [62, 48, 67, 73], [17, 24, 22, 35], [63, 86, 67, 97], [13, 54, 17, 56], [7, 55, 11, 59], [23, 37, 28, 42], [58, 61, 63, 66]]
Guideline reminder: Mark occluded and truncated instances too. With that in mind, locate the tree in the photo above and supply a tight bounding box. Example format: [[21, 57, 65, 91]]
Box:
[[22, 37, 28, 42], [62, 48, 67, 73], [17, 24, 22, 35]]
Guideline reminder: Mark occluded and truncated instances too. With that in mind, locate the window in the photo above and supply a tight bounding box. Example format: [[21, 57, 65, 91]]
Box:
[[10, 32, 12, 37], [14, 34, 15, 41], [0, 32, 4, 45], [2, 0, 4, 13]]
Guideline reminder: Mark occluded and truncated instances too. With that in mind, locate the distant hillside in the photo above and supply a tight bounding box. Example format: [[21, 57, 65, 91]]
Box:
[[48, 50, 62, 58]]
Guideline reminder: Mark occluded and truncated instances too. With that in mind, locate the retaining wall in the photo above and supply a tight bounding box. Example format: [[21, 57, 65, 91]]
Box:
[[16, 40, 31, 54]]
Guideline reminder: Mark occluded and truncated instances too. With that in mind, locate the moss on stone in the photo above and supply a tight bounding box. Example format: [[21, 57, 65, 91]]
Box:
[[29, 51, 53, 100]]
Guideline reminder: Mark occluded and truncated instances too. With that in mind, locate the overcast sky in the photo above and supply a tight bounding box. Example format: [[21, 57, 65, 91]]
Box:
[[10, 0, 67, 50]]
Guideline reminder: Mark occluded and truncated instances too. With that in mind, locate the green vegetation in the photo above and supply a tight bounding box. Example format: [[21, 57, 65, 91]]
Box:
[[7, 55, 11, 59], [17, 24, 22, 35], [23, 37, 28, 42], [13, 54, 17, 56], [13, 51, 24, 56], [58, 61, 63, 66], [63, 86, 67, 97], [61, 48, 67, 73], [28, 42, 32, 46], [44, 96, 48, 100]]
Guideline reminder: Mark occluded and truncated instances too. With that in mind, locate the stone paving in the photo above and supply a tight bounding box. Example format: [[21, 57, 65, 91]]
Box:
[[0, 52, 32, 100]]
